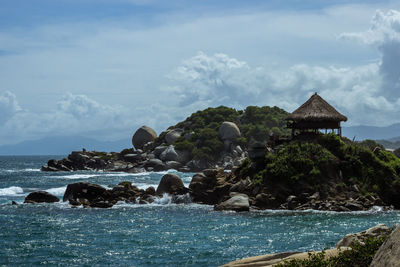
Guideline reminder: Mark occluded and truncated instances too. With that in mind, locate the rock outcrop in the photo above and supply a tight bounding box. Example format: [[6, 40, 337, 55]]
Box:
[[156, 173, 189, 195], [132, 126, 157, 150], [221, 248, 347, 267], [222, 224, 388, 267], [214, 193, 250, 212], [370, 224, 400, 267], [336, 224, 391, 248], [24, 191, 60, 203]]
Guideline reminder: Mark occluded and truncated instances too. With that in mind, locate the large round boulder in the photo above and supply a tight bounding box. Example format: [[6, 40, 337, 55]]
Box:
[[24, 191, 60, 203], [132, 126, 157, 150], [218, 122, 241, 141], [156, 173, 189, 195]]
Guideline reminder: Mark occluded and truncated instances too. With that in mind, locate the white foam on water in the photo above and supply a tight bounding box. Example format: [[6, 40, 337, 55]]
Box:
[[103, 172, 133, 177], [59, 174, 99, 179], [0, 186, 24, 196], [152, 193, 173, 205], [24, 168, 40, 172], [135, 183, 158, 190], [45, 186, 67, 196]]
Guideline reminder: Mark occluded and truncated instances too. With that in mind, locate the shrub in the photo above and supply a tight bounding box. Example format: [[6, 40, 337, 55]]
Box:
[[276, 235, 388, 267]]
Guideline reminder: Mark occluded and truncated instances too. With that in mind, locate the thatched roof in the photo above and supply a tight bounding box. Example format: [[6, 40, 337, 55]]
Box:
[[286, 93, 347, 122]]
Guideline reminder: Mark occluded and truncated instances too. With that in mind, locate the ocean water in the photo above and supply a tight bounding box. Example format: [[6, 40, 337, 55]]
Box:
[[0, 156, 399, 267]]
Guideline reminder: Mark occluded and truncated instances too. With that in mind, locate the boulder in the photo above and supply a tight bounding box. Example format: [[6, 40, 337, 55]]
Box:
[[24, 191, 60, 203], [218, 122, 241, 141], [160, 145, 179, 161], [165, 129, 183, 145], [214, 194, 249, 212], [144, 158, 167, 171], [132, 126, 157, 150], [154, 145, 168, 157], [165, 161, 182, 170], [336, 224, 391, 248], [156, 173, 189, 195], [371, 224, 400, 267], [63, 182, 108, 202]]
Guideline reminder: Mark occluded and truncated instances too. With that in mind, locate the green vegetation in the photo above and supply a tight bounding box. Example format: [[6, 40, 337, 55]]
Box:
[[276, 235, 388, 267], [161, 105, 290, 162], [237, 133, 400, 206]]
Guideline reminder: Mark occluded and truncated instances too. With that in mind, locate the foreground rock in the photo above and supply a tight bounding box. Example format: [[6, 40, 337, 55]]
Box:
[[336, 223, 391, 248], [221, 248, 346, 267], [371, 224, 400, 267], [24, 191, 60, 203], [222, 224, 387, 267]]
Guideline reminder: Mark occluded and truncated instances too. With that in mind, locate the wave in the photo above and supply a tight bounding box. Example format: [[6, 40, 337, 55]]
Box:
[[0, 186, 24, 196], [58, 174, 100, 179], [45, 186, 67, 197]]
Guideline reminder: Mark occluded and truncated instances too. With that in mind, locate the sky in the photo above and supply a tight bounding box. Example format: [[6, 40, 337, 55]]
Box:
[[1, 0, 400, 146]]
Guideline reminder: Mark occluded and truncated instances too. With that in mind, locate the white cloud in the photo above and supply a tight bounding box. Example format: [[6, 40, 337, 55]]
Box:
[[341, 9, 400, 100], [0, 91, 21, 124], [167, 51, 400, 126], [0, 92, 135, 145]]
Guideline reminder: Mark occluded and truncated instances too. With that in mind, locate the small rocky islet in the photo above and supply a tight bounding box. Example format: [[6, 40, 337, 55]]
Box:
[[37, 95, 400, 212]]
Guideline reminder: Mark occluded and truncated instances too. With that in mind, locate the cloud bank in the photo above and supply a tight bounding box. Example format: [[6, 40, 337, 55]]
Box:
[[2, 8, 400, 146]]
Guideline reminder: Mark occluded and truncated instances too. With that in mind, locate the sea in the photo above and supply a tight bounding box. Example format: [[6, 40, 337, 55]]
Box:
[[1, 155, 399, 267]]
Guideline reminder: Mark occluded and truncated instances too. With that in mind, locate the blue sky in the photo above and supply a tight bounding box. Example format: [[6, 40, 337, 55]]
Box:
[[1, 0, 400, 146]]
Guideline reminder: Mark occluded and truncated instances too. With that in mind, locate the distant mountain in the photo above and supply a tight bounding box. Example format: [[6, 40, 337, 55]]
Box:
[[342, 123, 400, 141], [0, 136, 131, 155]]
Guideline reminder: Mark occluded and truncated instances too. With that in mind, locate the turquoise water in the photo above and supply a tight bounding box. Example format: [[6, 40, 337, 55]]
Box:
[[1, 156, 399, 266]]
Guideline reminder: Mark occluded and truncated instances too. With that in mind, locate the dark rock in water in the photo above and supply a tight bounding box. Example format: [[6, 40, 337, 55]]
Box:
[[63, 182, 108, 202], [11, 201, 18, 205], [90, 201, 114, 208], [24, 191, 60, 203], [156, 173, 189, 195], [145, 186, 156, 196]]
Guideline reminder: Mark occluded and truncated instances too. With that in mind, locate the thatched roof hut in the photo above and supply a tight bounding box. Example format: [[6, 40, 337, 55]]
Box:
[[286, 93, 347, 136]]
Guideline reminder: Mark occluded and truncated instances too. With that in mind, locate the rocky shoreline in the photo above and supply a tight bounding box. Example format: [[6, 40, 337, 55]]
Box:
[[29, 167, 393, 212]]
